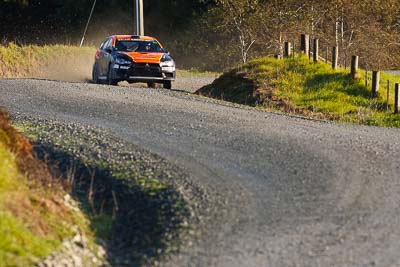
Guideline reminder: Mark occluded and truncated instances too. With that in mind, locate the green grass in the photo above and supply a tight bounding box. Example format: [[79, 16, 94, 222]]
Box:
[[0, 144, 18, 192], [0, 119, 97, 267], [0, 211, 59, 267], [0, 43, 95, 79], [176, 69, 220, 78], [0, 142, 60, 266], [198, 56, 400, 128]]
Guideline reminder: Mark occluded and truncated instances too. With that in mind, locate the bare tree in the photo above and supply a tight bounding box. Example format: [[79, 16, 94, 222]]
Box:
[[200, 0, 400, 69], [214, 0, 258, 63]]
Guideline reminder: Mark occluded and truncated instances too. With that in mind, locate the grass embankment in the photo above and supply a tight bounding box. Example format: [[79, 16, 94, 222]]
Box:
[[17, 118, 192, 265], [0, 43, 95, 82], [0, 109, 94, 266], [198, 56, 400, 128]]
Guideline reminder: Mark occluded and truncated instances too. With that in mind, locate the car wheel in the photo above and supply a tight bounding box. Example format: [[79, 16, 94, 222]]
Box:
[[147, 82, 156, 88], [163, 80, 172, 89], [107, 65, 118, 86], [92, 63, 100, 84]]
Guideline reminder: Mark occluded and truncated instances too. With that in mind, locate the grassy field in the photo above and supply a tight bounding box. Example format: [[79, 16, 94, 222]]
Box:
[[0, 43, 95, 82], [176, 69, 220, 78], [198, 56, 400, 128], [0, 109, 96, 266]]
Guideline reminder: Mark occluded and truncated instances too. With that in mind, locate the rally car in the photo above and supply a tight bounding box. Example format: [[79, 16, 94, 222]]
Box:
[[92, 35, 176, 89]]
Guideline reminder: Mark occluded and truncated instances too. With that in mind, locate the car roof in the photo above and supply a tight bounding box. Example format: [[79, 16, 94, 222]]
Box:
[[111, 35, 156, 41], [108, 35, 163, 48]]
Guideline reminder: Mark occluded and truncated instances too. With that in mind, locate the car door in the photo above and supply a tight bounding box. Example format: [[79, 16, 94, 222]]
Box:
[[96, 40, 106, 76], [99, 38, 112, 75]]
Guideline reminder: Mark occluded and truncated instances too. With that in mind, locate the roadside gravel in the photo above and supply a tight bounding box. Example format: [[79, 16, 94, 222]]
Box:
[[2, 78, 400, 267], [173, 76, 216, 93], [14, 115, 210, 266], [119, 75, 216, 93]]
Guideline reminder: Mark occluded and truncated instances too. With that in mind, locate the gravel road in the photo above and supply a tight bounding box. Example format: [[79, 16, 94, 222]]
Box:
[[1, 78, 400, 267]]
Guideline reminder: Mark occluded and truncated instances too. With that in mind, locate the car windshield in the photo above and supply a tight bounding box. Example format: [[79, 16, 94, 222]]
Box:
[[114, 40, 164, 53]]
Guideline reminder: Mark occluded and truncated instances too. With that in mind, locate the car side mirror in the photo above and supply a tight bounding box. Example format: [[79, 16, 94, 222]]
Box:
[[165, 51, 170, 55], [105, 48, 112, 54]]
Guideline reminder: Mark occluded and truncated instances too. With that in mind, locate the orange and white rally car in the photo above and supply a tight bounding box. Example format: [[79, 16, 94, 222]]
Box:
[[92, 35, 176, 89]]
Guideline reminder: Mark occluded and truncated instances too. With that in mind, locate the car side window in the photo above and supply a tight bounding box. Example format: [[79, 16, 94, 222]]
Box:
[[101, 38, 111, 51], [100, 41, 106, 49]]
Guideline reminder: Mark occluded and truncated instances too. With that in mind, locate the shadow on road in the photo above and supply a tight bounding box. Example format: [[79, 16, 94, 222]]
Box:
[[33, 142, 186, 266]]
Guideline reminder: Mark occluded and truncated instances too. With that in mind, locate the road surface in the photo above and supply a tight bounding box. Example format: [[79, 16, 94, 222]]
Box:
[[1, 78, 400, 267]]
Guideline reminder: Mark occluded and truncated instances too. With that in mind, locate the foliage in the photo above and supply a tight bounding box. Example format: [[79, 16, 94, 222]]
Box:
[[213, 0, 258, 63], [1, 0, 400, 71], [199, 0, 400, 70], [0, 0, 212, 46], [0, 109, 93, 266]]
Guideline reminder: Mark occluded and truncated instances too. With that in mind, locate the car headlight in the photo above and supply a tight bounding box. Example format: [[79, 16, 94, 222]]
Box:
[[160, 54, 175, 68], [160, 60, 175, 67], [115, 57, 131, 65]]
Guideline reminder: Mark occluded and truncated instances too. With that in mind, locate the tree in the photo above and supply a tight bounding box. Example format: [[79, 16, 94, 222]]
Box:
[[213, 0, 258, 63]]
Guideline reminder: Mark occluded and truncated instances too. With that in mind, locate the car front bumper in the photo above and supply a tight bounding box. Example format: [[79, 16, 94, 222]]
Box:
[[112, 63, 176, 82]]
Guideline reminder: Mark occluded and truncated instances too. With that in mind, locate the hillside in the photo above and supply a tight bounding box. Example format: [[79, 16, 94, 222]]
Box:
[[0, 109, 105, 266], [197, 56, 400, 128]]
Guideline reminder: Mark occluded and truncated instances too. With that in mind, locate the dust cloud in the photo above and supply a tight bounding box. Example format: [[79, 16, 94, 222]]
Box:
[[32, 52, 95, 83]]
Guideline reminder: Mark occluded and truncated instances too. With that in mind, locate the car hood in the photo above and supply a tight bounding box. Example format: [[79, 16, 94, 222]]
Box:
[[122, 52, 163, 64]]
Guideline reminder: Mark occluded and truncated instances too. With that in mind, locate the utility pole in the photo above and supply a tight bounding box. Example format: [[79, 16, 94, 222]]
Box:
[[80, 0, 97, 47], [136, 0, 144, 36]]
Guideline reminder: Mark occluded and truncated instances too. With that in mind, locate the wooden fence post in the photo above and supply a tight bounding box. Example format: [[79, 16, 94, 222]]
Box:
[[292, 43, 295, 58], [395, 83, 400, 114], [284, 42, 292, 58], [300, 34, 309, 56], [372, 71, 380, 98], [350, 55, 359, 80], [387, 80, 390, 111], [313, 39, 319, 63], [332, 46, 338, 70], [326, 47, 329, 63]]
